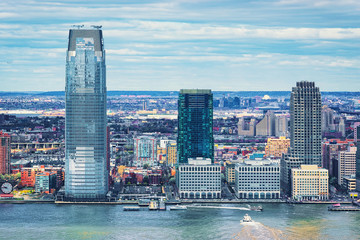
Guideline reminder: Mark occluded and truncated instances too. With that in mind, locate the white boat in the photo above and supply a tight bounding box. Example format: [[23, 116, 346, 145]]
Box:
[[170, 205, 187, 211], [241, 214, 253, 223]]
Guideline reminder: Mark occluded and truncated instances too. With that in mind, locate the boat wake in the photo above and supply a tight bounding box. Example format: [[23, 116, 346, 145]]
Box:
[[233, 222, 284, 240], [186, 205, 251, 211]]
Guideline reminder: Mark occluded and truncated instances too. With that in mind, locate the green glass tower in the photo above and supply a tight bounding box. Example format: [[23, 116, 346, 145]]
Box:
[[177, 89, 214, 164]]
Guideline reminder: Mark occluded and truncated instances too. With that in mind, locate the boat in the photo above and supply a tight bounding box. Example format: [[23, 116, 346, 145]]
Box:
[[123, 206, 140, 211], [241, 214, 253, 223], [159, 199, 166, 211], [249, 205, 263, 211], [169, 205, 187, 211], [138, 199, 150, 206], [149, 200, 159, 210]]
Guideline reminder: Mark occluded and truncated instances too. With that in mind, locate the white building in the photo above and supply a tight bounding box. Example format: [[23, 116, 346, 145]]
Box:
[[177, 158, 221, 199], [235, 160, 280, 199], [338, 146, 357, 185]]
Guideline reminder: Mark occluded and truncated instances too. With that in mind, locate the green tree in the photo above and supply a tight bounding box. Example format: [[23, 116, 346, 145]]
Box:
[[143, 175, 149, 185]]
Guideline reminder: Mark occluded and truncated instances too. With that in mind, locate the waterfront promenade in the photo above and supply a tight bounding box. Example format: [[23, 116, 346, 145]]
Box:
[[0, 198, 354, 205]]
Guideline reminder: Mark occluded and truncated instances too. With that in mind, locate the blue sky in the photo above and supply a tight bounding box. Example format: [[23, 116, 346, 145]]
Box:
[[0, 0, 360, 91]]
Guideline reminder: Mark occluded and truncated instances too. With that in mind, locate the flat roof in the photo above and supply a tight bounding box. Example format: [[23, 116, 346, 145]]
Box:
[[180, 89, 212, 94]]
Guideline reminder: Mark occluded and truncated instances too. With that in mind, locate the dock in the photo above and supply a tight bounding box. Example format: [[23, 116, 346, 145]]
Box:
[[328, 204, 360, 211]]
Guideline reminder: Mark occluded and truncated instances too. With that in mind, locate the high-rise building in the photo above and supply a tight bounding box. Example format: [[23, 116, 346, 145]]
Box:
[[0, 132, 10, 175], [275, 115, 289, 137], [134, 136, 156, 167], [177, 89, 214, 164], [338, 147, 357, 185], [238, 118, 256, 136], [322, 140, 350, 177], [256, 110, 276, 136], [65, 28, 108, 200], [339, 117, 346, 138], [281, 81, 322, 192], [321, 106, 335, 133], [166, 142, 177, 166]]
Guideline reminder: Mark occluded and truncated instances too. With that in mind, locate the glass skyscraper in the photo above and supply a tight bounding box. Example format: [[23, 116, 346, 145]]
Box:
[[65, 28, 108, 199], [177, 89, 214, 164]]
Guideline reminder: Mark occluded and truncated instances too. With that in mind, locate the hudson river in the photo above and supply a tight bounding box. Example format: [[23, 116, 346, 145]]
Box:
[[0, 203, 359, 239]]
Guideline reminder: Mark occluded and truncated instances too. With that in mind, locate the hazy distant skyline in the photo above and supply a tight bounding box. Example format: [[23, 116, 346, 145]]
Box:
[[1, 0, 360, 91]]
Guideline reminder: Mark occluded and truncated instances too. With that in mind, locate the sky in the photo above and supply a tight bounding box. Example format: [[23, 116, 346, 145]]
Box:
[[0, 0, 360, 92]]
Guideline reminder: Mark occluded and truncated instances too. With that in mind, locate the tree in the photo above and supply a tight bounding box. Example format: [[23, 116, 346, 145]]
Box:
[[143, 175, 149, 185], [143, 164, 150, 170]]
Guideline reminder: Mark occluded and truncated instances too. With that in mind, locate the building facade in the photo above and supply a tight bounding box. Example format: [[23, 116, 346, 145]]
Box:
[[134, 136, 156, 167], [166, 142, 177, 166], [265, 136, 290, 158], [235, 160, 280, 199], [65, 28, 108, 199], [256, 110, 276, 136], [281, 81, 322, 192], [177, 89, 213, 164], [338, 147, 357, 185], [275, 115, 289, 137], [177, 158, 221, 199], [238, 118, 256, 137], [0, 132, 10, 175], [225, 162, 236, 185], [291, 165, 329, 201], [35, 172, 57, 193]]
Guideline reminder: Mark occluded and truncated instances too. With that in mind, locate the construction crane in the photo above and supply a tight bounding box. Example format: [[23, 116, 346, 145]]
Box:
[[91, 25, 102, 29], [71, 25, 84, 29]]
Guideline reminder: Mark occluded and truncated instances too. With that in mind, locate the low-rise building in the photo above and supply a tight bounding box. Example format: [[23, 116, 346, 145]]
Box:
[[342, 175, 356, 192], [35, 172, 57, 193], [291, 165, 329, 201], [235, 160, 280, 199], [177, 158, 221, 199]]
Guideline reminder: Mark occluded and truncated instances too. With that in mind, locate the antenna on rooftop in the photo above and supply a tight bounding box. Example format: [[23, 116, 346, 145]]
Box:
[[91, 25, 102, 29], [71, 25, 84, 29]]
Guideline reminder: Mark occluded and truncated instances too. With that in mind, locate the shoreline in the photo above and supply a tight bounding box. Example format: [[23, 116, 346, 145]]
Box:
[[0, 199, 353, 205]]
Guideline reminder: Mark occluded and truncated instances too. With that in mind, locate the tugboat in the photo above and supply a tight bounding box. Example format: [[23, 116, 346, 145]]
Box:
[[241, 214, 253, 223]]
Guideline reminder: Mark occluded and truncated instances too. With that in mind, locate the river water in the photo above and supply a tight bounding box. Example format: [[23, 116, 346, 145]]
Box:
[[0, 203, 359, 240]]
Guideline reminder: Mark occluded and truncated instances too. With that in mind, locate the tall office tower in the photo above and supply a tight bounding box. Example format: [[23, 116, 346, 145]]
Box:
[[281, 81, 322, 192], [65, 28, 108, 200], [321, 106, 335, 133], [177, 89, 214, 164], [339, 117, 346, 137], [256, 110, 276, 136], [0, 132, 10, 175], [134, 136, 156, 167], [275, 115, 289, 137]]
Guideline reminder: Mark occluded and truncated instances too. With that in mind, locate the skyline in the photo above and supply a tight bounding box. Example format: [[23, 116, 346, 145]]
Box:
[[1, 0, 360, 92]]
